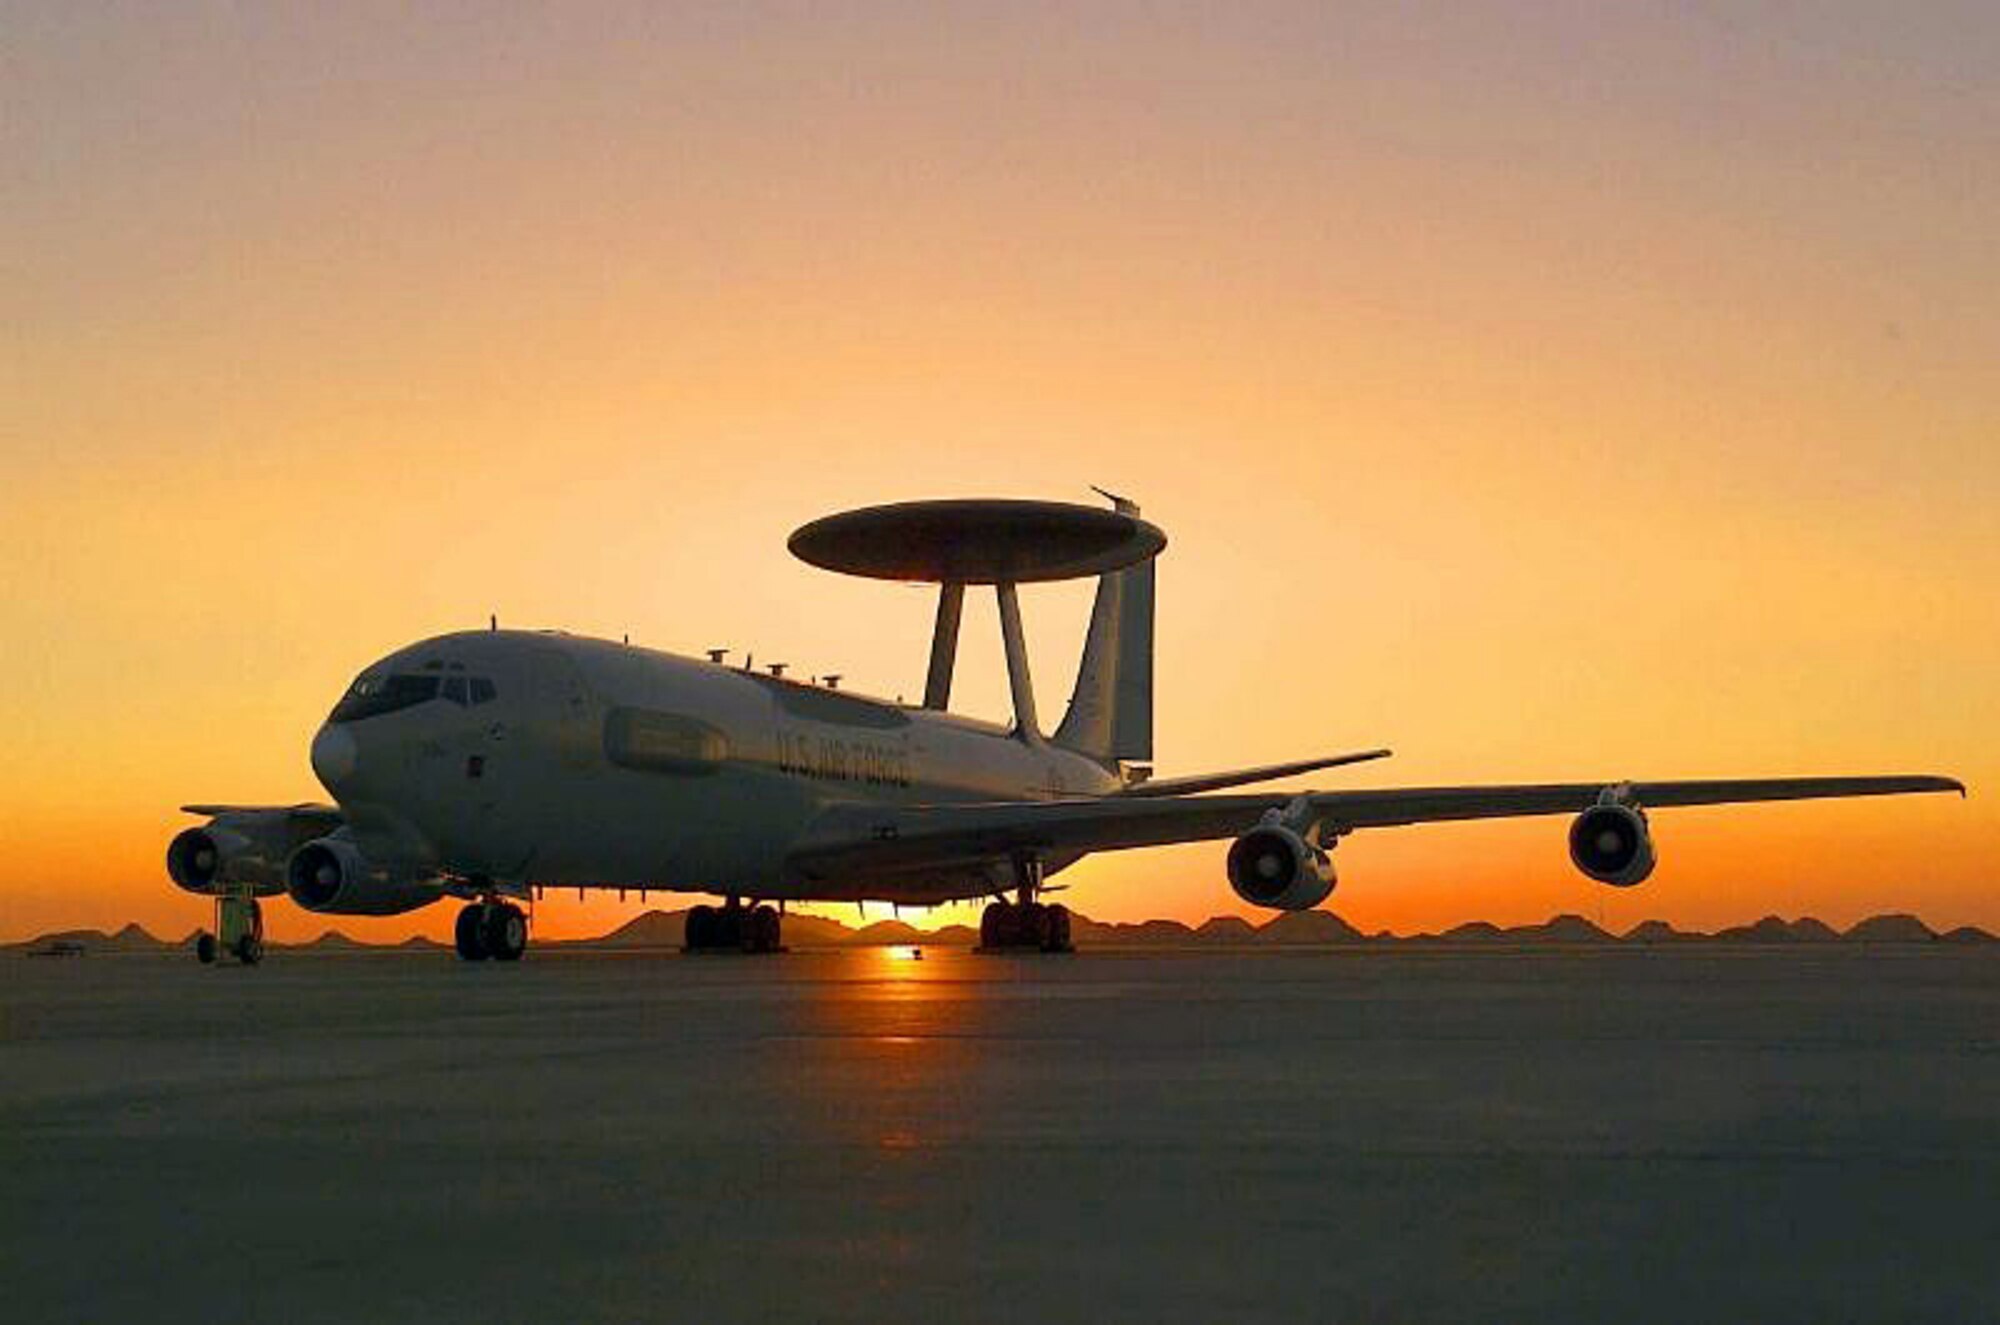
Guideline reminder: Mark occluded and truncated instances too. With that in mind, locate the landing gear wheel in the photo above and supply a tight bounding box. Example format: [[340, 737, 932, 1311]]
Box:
[[979, 900, 1073, 952], [234, 932, 263, 965], [980, 901, 1019, 951], [747, 905, 782, 953], [715, 904, 744, 950], [1043, 903, 1073, 953], [686, 905, 717, 951], [1023, 902, 1052, 949], [455, 904, 490, 961], [686, 901, 782, 952], [482, 903, 528, 962], [195, 932, 217, 964]]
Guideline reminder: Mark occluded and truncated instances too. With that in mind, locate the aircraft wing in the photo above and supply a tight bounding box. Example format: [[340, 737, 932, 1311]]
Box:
[[785, 775, 1963, 881], [182, 802, 344, 825]]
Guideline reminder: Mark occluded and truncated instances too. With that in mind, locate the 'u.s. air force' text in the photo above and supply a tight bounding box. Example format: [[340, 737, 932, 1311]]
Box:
[[774, 729, 912, 787]]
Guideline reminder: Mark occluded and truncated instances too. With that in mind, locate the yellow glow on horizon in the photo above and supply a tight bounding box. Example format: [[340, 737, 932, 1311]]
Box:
[[4, 6, 1994, 943]]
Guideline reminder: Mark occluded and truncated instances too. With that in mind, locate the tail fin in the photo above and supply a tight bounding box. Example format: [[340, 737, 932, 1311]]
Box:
[[1054, 494, 1155, 766]]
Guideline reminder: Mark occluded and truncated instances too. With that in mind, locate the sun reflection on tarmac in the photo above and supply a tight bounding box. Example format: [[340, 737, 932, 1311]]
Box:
[[800, 947, 984, 1162]]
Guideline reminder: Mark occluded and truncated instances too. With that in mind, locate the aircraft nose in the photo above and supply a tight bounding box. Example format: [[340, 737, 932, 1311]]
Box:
[[310, 723, 359, 790]]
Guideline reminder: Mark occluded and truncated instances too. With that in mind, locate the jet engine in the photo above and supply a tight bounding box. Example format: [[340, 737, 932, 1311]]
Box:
[[1568, 802, 1656, 887], [1226, 823, 1336, 910], [286, 835, 445, 916], [167, 816, 293, 895]]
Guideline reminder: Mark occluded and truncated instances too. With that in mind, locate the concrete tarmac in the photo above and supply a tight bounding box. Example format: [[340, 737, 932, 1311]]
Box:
[[4, 945, 1997, 1323]]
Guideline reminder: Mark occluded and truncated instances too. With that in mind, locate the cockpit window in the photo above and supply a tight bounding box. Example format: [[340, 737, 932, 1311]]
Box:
[[470, 677, 497, 704], [329, 673, 441, 723], [442, 676, 468, 705]]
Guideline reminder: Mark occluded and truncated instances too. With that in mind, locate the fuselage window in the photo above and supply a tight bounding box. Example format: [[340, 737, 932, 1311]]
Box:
[[442, 677, 468, 705], [470, 678, 497, 705], [329, 674, 441, 723]]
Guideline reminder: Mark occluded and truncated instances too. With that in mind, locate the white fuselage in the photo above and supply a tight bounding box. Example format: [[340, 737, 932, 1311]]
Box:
[[311, 630, 1122, 904]]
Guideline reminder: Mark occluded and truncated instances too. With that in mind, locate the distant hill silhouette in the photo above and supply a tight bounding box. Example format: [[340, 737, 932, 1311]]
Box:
[[11, 924, 171, 953], [1843, 913, 1937, 943], [1195, 916, 1257, 943], [850, 919, 926, 946], [14, 908, 1998, 953], [1508, 914, 1614, 944], [1255, 909, 1364, 944], [1714, 915, 1839, 944]]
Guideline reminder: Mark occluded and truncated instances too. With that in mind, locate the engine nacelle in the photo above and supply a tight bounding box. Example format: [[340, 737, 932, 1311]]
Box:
[[286, 836, 445, 916], [1568, 803, 1656, 887], [1226, 824, 1336, 911], [167, 818, 291, 895]]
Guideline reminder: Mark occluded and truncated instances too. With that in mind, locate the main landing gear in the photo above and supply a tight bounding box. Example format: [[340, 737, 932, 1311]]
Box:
[[684, 899, 783, 953], [455, 900, 528, 962], [979, 853, 1074, 953], [979, 899, 1073, 953]]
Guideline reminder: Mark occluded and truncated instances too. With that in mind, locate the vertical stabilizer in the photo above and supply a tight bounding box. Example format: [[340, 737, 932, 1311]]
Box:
[[1054, 495, 1155, 765]]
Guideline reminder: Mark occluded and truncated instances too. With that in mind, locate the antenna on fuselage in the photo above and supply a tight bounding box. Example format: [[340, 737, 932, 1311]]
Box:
[[706, 648, 728, 664], [768, 663, 787, 678], [489, 614, 497, 632]]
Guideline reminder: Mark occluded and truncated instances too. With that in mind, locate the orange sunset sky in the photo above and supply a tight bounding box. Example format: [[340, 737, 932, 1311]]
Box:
[[4, 4, 1995, 943]]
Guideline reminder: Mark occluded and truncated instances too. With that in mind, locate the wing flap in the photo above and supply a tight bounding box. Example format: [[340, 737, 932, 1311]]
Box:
[[1117, 748, 1392, 797]]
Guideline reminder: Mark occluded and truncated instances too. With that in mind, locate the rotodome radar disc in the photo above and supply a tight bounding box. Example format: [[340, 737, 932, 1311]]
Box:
[[788, 499, 1166, 584]]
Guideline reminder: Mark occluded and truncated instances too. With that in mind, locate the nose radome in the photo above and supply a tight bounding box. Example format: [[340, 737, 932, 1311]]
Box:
[[311, 723, 358, 790]]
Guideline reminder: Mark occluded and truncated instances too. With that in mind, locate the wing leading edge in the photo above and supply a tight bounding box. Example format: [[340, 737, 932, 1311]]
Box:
[[785, 775, 1964, 882]]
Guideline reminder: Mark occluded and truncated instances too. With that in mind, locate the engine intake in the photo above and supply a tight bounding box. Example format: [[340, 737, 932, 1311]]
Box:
[[1568, 803, 1655, 887], [286, 836, 444, 916], [168, 827, 235, 893], [166, 818, 292, 895], [1226, 824, 1336, 911]]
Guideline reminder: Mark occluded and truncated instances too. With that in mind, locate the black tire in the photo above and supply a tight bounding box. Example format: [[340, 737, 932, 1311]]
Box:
[[195, 932, 217, 964], [235, 933, 263, 965], [1044, 903, 1073, 952], [686, 905, 716, 950], [483, 904, 528, 962], [1022, 902, 1052, 951], [455, 905, 489, 961], [749, 906, 781, 953], [981, 901, 1017, 950]]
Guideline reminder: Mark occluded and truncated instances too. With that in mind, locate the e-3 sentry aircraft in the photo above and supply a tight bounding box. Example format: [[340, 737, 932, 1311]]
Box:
[[168, 496, 1964, 963]]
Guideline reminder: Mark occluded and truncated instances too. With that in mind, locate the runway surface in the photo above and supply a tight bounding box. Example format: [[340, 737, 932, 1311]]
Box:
[[5, 945, 1997, 1323]]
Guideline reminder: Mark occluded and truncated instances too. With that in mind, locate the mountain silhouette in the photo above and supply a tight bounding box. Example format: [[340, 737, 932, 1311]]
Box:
[[1714, 915, 1838, 943], [1843, 913, 1937, 942], [1506, 914, 1613, 944], [15, 907, 1997, 952], [1254, 909, 1364, 944]]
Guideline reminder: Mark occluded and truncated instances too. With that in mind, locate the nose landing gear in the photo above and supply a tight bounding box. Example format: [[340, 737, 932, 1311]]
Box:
[[194, 886, 264, 965], [455, 900, 528, 962]]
